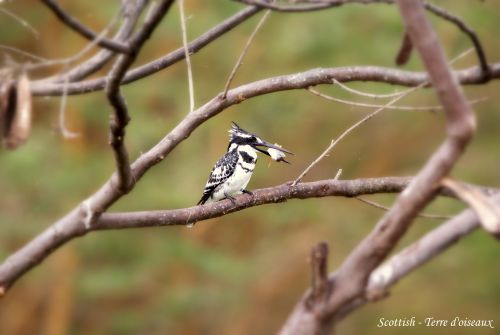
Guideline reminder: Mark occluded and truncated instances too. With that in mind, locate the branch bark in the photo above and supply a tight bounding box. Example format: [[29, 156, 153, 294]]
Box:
[[279, 1, 477, 333], [30, 62, 500, 97], [40, 0, 131, 53], [105, 0, 175, 192]]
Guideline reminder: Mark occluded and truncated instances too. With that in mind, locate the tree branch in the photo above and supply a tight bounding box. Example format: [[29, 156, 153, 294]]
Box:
[[32, 5, 262, 94], [236, 0, 490, 81], [334, 191, 500, 321], [40, 0, 131, 53], [105, 0, 175, 192], [48, 0, 150, 83], [279, 1, 477, 332], [0, 175, 497, 295], [31, 61, 500, 97]]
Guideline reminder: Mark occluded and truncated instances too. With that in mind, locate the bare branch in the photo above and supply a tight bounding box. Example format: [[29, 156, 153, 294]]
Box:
[[0, 8, 39, 39], [308, 86, 446, 111], [50, 0, 149, 83], [40, 0, 130, 53], [31, 5, 262, 94], [368, 193, 500, 295], [280, 1, 477, 332], [395, 30, 413, 66], [424, 2, 491, 81], [355, 197, 452, 220], [234, 0, 393, 12], [293, 82, 424, 185], [57, 75, 80, 139], [222, 9, 271, 98], [178, 0, 195, 113], [23, 9, 123, 72], [307, 242, 331, 308], [31, 60, 500, 97], [105, 0, 175, 192], [334, 192, 500, 320], [236, 0, 490, 80], [331, 78, 412, 99]]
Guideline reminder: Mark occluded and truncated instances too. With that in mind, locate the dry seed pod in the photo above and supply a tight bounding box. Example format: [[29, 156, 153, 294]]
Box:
[[3, 72, 32, 150], [0, 70, 15, 141]]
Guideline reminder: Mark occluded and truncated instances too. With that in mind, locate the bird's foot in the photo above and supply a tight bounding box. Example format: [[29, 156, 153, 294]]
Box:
[[241, 189, 253, 196], [224, 192, 237, 206]]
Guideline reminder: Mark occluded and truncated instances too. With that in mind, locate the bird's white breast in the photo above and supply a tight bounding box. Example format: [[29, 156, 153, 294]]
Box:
[[210, 146, 257, 201]]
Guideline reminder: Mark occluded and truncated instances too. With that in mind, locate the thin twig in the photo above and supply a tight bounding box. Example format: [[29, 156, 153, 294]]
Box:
[[309, 87, 486, 111], [235, 0, 490, 78], [331, 78, 413, 99], [423, 2, 490, 81], [356, 196, 452, 220], [334, 169, 342, 180], [178, 0, 195, 113], [293, 83, 424, 185], [40, 0, 130, 53], [222, 9, 271, 98], [50, 0, 149, 83], [0, 45, 49, 62], [24, 10, 122, 71], [308, 87, 442, 111], [57, 72, 80, 139], [293, 48, 475, 185], [0, 8, 39, 39]]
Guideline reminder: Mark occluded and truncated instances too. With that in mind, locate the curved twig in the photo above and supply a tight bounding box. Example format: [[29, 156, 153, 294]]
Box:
[[40, 0, 130, 53]]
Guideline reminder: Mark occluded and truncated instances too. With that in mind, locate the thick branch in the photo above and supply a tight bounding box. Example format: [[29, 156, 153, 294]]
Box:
[[335, 191, 500, 321], [279, 1, 477, 333], [105, 0, 175, 192], [33, 5, 262, 94], [0, 177, 403, 293], [0, 175, 496, 295], [97, 177, 412, 229], [31, 62, 500, 97]]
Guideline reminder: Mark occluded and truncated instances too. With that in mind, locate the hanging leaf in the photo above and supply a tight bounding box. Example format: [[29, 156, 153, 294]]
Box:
[[442, 178, 500, 239], [3, 72, 32, 150]]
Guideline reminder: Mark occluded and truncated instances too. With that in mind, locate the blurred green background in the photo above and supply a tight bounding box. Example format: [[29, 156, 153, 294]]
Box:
[[0, 1, 499, 334]]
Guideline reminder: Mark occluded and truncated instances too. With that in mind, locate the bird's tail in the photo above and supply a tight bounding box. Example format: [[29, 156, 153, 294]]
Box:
[[197, 193, 210, 205]]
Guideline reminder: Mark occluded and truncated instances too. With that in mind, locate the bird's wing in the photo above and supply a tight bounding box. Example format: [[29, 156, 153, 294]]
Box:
[[197, 150, 238, 205]]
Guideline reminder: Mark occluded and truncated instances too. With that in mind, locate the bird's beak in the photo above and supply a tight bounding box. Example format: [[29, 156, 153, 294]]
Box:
[[253, 140, 294, 164], [255, 140, 293, 154]]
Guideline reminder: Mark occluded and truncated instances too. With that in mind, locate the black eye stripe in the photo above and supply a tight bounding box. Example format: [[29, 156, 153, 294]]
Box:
[[239, 151, 255, 163]]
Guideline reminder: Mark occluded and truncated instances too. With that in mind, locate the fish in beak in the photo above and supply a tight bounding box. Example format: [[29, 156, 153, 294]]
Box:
[[253, 140, 293, 164]]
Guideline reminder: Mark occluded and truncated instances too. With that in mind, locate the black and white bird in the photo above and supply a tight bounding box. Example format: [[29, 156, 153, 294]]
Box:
[[197, 122, 293, 205]]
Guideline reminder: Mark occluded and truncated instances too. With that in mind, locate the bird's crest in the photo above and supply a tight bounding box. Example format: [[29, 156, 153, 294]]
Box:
[[228, 121, 253, 141]]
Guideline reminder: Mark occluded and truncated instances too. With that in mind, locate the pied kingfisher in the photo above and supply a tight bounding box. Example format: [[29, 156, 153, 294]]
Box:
[[197, 122, 292, 205]]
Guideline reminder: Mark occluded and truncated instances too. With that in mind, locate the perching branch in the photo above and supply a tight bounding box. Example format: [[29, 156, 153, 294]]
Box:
[[1, 3, 498, 332], [1, 49, 497, 295]]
